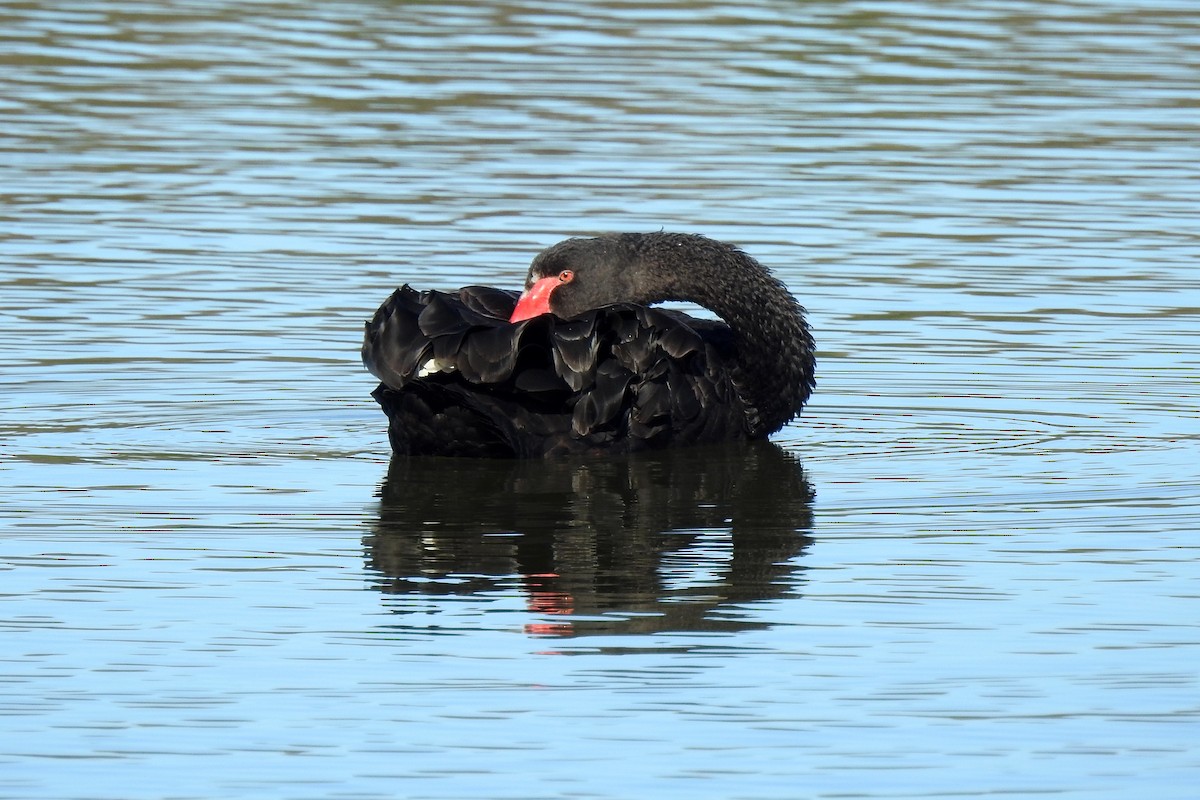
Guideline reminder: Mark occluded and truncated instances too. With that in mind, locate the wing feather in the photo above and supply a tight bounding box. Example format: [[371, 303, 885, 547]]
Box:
[[364, 289, 752, 456]]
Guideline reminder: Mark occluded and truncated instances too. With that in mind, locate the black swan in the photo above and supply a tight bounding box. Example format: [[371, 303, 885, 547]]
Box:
[[362, 232, 815, 457]]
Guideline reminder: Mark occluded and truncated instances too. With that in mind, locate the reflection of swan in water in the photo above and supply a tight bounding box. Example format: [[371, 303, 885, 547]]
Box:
[[365, 441, 814, 638]]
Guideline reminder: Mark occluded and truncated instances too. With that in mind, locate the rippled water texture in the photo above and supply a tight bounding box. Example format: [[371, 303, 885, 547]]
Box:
[[2, 2, 1198, 798]]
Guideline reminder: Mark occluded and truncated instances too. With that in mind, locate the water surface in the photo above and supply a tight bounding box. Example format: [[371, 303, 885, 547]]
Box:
[[2, 1, 1198, 798]]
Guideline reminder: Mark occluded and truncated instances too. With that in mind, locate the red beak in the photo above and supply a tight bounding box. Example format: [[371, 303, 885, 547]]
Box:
[[509, 276, 562, 323]]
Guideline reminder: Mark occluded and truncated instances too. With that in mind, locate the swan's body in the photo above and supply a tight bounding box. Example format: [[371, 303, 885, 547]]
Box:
[[362, 232, 815, 458]]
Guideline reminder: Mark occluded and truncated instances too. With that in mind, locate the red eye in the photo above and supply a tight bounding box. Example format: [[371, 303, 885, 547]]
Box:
[[558, 270, 574, 283]]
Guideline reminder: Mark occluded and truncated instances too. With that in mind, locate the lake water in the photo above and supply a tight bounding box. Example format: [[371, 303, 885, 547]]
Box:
[[2, 1, 1198, 797]]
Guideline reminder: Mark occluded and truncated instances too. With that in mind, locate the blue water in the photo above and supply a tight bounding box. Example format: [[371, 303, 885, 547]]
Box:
[[2, 1, 1198, 798]]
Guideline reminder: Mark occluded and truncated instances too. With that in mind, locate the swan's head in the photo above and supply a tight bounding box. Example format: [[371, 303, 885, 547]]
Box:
[[509, 233, 691, 323]]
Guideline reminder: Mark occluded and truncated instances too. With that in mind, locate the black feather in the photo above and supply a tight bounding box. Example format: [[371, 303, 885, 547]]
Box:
[[362, 233, 815, 458]]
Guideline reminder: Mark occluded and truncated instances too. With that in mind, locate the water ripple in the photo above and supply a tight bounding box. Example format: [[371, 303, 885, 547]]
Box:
[[3, 3, 1200, 799]]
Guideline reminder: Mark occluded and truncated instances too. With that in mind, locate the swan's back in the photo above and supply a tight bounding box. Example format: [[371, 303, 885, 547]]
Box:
[[363, 285, 751, 457]]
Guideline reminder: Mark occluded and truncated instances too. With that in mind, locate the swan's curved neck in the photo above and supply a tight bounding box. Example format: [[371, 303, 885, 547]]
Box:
[[634, 236, 815, 436]]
